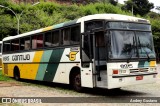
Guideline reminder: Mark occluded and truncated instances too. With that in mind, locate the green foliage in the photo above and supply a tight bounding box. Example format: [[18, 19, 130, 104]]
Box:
[[150, 19, 160, 48], [156, 6, 160, 13], [150, 19, 160, 38], [80, 3, 129, 16], [0, 14, 16, 38], [0, 1, 132, 39], [122, 0, 154, 16], [0, 70, 13, 81], [108, 0, 117, 6], [63, 4, 83, 20], [147, 12, 160, 19]]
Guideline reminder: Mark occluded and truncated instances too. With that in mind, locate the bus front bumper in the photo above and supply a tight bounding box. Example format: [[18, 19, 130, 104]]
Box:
[[108, 72, 157, 89]]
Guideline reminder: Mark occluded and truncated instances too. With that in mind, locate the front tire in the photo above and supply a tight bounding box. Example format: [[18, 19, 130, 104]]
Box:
[[72, 72, 83, 92]]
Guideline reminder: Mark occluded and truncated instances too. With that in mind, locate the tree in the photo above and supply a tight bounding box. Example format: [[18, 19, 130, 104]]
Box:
[[122, 0, 154, 16], [147, 12, 160, 19], [156, 6, 160, 13], [109, 0, 117, 6]]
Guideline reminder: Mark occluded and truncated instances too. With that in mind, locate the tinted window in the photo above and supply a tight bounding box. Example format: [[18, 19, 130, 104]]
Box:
[[24, 37, 30, 50], [20, 38, 25, 50], [45, 32, 52, 47], [52, 30, 60, 46], [61, 28, 70, 45], [71, 25, 80, 44], [3, 41, 10, 52], [32, 34, 43, 49], [11, 39, 19, 51], [107, 22, 151, 31], [85, 21, 103, 31], [37, 34, 43, 48]]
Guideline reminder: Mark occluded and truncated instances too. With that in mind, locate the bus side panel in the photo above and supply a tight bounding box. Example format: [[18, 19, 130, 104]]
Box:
[[53, 48, 80, 84], [2, 52, 43, 79], [2, 47, 81, 84]]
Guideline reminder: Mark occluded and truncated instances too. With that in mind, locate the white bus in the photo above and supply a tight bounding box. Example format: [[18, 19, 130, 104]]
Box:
[[2, 14, 157, 92]]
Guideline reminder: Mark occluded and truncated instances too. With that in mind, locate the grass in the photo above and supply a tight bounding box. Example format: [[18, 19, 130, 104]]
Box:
[[0, 70, 13, 81]]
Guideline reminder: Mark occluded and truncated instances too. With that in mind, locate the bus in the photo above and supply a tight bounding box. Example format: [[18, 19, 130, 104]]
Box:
[[2, 14, 157, 92], [0, 41, 2, 70]]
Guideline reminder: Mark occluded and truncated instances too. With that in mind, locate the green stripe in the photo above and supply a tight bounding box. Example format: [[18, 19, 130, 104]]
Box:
[[53, 19, 78, 29], [54, 23, 64, 29], [43, 49, 64, 81], [138, 61, 149, 68], [35, 50, 52, 80]]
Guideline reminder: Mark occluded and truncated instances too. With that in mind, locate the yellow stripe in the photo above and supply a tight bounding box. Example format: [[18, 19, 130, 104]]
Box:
[[30, 51, 44, 79], [150, 61, 156, 67], [42, 26, 53, 32], [21, 51, 44, 79]]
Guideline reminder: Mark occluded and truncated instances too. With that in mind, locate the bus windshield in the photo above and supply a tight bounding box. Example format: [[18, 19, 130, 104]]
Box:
[[107, 22, 156, 59]]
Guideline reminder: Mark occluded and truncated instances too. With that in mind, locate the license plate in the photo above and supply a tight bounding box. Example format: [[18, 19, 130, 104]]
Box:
[[136, 76, 143, 80]]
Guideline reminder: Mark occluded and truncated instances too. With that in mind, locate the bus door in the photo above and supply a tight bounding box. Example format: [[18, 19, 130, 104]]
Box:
[[81, 30, 107, 88], [80, 32, 94, 88], [92, 30, 108, 88]]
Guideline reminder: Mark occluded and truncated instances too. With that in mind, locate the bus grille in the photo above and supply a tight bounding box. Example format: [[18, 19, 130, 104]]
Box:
[[130, 68, 149, 73]]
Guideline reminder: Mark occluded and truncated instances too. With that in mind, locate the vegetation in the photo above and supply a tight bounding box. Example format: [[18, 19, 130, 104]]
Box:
[[0, 1, 129, 37], [0, 0, 159, 48], [0, 70, 13, 81], [122, 0, 154, 16]]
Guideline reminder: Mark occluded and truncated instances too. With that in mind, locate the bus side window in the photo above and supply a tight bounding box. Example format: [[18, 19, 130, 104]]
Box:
[[45, 31, 52, 47], [71, 25, 80, 45], [3, 41, 11, 52], [37, 34, 43, 48], [20, 38, 25, 50], [52, 30, 60, 46], [11, 39, 19, 51], [24, 37, 30, 50], [61, 28, 70, 46], [32, 34, 43, 49]]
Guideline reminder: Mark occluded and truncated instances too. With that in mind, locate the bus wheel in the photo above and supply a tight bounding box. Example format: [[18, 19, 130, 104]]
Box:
[[72, 72, 83, 92], [14, 67, 20, 81]]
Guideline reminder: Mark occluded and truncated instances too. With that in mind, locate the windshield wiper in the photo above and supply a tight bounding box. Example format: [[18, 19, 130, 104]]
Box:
[[127, 36, 136, 63], [138, 37, 150, 62]]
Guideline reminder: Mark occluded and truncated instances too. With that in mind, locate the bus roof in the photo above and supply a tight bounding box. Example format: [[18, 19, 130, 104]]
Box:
[[3, 14, 149, 41]]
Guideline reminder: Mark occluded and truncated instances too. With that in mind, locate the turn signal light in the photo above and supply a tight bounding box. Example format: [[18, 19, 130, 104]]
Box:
[[113, 70, 119, 74]]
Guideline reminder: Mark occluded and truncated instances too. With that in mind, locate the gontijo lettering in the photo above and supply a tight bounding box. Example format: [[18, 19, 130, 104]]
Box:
[[12, 54, 30, 61]]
